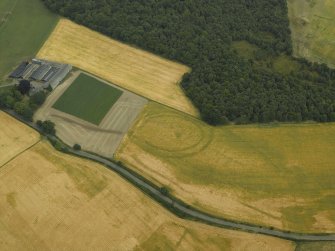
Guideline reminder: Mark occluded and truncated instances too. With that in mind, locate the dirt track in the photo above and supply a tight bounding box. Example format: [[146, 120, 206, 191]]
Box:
[[34, 71, 147, 158]]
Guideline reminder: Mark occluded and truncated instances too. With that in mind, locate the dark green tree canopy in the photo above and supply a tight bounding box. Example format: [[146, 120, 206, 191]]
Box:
[[30, 91, 47, 106], [42, 0, 335, 124], [73, 144, 81, 151], [18, 80, 31, 95], [37, 120, 56, 135]]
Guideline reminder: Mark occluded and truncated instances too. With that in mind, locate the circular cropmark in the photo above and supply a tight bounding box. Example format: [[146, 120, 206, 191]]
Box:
[[133, 113, 214, 157]]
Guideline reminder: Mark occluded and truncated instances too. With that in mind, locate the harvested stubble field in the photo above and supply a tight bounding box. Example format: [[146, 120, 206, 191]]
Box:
[[37, 19, 198, 117], [0, 0, 58, 80], [288, 0, 335, 67], [0, 114, 295, 251], [116, 102, 335, 233], [53, 73, 123, 125], [0, 111, 39, 167], [34, 71, 147, 158]]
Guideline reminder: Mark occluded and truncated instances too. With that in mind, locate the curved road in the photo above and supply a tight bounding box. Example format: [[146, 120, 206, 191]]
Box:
[[3, 109, 335, 241], [70, 149, 335, 241]]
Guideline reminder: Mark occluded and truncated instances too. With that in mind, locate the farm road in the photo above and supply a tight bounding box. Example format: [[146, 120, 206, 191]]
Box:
[[3, 109, 335, 242], [34, 70, 147, 158]]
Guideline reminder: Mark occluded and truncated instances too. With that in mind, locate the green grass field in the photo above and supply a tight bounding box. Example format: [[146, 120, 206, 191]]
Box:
[[117, 102, 335, 232], [0, 0, 58, 80], [232, 41, 302, 75], [53, 73, 123, 125], [288, 0, 335, 68]]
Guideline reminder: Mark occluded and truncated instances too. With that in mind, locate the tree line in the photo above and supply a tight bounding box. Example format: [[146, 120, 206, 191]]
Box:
[[42, 0, 335, 124], [0, 81, 47, 121]]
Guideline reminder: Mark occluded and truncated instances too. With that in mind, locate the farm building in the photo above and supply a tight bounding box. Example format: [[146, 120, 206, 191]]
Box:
[[9, 59, 72, 90], [9, 62, 29, 78]]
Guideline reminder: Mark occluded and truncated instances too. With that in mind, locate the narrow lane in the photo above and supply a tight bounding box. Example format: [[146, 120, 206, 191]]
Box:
[[70, 149, 335, 241], [3, 109, 335, 241]]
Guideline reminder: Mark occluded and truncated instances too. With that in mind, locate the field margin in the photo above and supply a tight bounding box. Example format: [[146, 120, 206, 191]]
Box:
[[2, 108, 335, 242]]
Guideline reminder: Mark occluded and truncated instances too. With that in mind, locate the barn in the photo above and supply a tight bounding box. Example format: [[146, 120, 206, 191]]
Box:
[[9, 59, 72, 90]]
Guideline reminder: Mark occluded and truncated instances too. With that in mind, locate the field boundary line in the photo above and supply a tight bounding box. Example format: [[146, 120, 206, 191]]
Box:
[[0, 139, 41, 169], [77, 69, 199, 118], [2, 108, 335, 241], [87, 69, 200, 119]]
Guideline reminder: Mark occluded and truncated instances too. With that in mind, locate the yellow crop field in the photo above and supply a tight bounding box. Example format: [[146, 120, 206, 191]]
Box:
[[0, 111, 40, 166], [116, 102, 335, 233], [0, 115, 294, 250], [288, 0, 335, 67], [37, 19, 198, 116]]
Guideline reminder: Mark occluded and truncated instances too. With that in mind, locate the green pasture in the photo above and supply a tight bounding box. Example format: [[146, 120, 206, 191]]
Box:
[[0, 0, 58, 80], [53, 73, 123, 125]]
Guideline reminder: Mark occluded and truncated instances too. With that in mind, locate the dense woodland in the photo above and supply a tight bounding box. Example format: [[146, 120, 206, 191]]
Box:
[[42, 0, 335, 124]]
